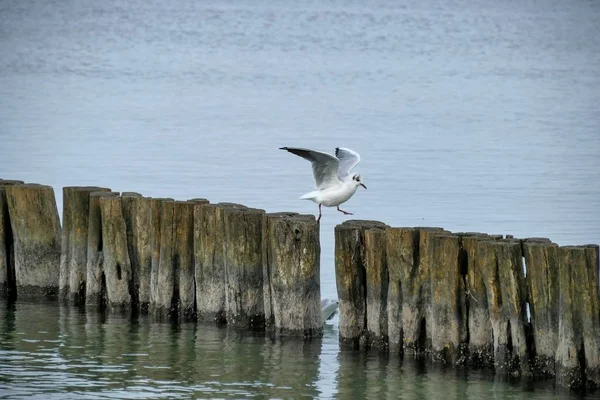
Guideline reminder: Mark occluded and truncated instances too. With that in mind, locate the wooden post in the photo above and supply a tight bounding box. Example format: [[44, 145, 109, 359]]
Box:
[[264, 212, 321, 337], [334, 220, 388, 348], [120, 193, 142, 308], [223, 205, 266, 329], [5, 184, 61, 299], [85, 191, 119, 307], [457, 233, 494, 367], [98, 194, 132, 310], [149, 200, 196, 319], [398, 227, 445, 355], [0, 180, 23, 298], [121, 193, 156, 312], [364, 228, 388, 348], [523, 238, 559, 377], [175, 201, 195, 319], [59, 187, 74, 300], [555, 245, 600, 389], [193, 203, 232, 323], [385, 227, 417, 353], [430, 233, 464, 364], [148, 197, 173, 316], [477, 239, 528, 374], [152, 200, 176, 316], [580, 245, 600, 387], [60, 187, 111, 303]]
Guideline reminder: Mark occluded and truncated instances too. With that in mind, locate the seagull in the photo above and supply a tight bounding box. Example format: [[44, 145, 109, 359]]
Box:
[[280, 146, 367, 222]]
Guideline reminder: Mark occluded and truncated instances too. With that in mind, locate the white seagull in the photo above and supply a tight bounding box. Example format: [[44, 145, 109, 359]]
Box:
[[280, 146, 367, 222]]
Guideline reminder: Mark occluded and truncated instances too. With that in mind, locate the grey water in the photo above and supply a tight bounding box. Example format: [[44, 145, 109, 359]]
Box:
[[0, 0, 599, 398]]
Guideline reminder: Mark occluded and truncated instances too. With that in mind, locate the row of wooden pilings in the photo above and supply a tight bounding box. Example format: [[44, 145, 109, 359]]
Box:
[[2, 179, 599, 392], [0, 180, 322, 336], [335, 220, 600, 392]]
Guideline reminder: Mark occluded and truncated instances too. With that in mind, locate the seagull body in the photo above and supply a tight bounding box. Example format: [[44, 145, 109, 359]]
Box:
[[279, 146, 367, 222]]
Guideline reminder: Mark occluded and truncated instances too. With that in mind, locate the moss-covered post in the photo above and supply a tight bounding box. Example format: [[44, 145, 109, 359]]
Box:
[[430, 233, 463, 364], [223, 206, 266, 329], [555, 245, 600, 389], [175, 201, 196, 320], [478, 240, 528, 374], [364, 228, 388, 348], [581, 245, 600, 387], [5, 184, 61, 299], [398, 227, 445, 355], [0, 180, 23, 298], [334, 220, 387, 348], [459, 233, 494, 367], [98, 194, 132, 310], [264, 212, 321, 337], [523, 238, 558, 377]]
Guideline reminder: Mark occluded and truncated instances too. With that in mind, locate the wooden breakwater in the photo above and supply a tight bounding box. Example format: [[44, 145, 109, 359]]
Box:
[[0, 180, 322, 337], [335, 220, 600, 392], [2, 179, 599, 392]]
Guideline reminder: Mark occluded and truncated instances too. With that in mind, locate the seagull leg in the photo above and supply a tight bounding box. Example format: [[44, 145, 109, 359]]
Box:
[[337, 206, 353, 216], [317, 204, 322, 222]]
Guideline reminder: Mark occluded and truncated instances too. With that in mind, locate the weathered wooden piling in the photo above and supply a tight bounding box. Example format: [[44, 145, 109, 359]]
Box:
[[98, 194, 132, 309], [120, 193, 142, 307], [477, 239, 528, 374], [151, 200, 176, 316], [223, 205, 266, 329], [85, 191, 119, 307], [555, 245, 600, 389], [430, 233, 464, 364], [523, 238, 559, 377], [396, 227, 446, 355], [385, 227, 415, 352], [175, 200, 196, 319], [0, 180, 24, 298], [148, 197, 172, 314], [264, 212, 321, 337], [5, 184, 61, 299], [193, 202, 231, 323], [459, 233, 494, 367], [121, 193, 153, 311], [150, 200, 197, 318], [334, 220, 388, 347], [364, 228, 388, 348], [60, 186, 111, 303]]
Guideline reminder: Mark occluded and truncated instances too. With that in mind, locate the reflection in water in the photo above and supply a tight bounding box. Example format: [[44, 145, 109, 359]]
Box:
[[0, 301, 326, 398], [0, 301, 594, 399]]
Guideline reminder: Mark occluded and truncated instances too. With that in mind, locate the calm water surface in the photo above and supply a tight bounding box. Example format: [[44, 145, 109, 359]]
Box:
[[0, 301, 594, 399], [1, 0, 599, 397]]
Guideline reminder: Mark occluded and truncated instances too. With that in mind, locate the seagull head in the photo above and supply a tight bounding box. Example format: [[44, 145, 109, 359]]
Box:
[[352, 174, 367, 190]]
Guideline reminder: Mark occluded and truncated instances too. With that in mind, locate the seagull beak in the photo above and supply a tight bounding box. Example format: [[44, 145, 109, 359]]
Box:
[[360, 183, 367, 190]]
